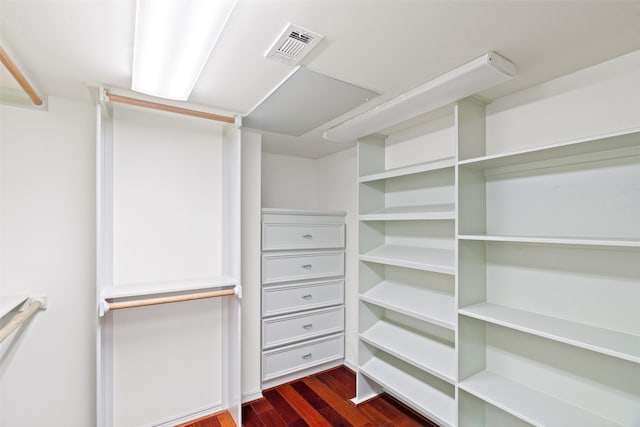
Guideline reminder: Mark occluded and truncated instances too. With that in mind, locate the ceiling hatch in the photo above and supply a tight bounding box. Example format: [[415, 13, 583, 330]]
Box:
[[265, 24, 324, 65], [244, 67, 380, 136]]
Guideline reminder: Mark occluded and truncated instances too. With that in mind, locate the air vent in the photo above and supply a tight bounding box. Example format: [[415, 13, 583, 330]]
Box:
[[265, 24, 324, 65]]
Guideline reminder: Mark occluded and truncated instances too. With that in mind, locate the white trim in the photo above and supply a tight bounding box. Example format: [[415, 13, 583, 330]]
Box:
[[143, 402, 223, 427], [242, 391, 264, 404]]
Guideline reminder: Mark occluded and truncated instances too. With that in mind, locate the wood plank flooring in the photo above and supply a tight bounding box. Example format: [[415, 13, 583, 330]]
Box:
[[182, 366, 438, 427]]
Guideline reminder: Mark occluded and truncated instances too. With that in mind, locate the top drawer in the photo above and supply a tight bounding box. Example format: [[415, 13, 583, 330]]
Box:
[[263, 223, 345, 251]]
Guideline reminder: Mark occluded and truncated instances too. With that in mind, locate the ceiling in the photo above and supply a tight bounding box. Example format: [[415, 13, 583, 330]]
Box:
[[1, 0, 639, 158]]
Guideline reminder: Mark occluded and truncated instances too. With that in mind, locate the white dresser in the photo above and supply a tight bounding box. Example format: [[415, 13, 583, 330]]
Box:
[[261, 209, 346, 386]]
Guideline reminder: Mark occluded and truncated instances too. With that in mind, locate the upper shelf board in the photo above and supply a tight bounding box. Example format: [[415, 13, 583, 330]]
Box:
[[359, 157, 455, 183], [459, 127, 640, 170]]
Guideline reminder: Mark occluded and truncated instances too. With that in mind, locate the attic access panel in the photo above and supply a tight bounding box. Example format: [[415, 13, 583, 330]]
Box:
[[244, 67, 379, 136]]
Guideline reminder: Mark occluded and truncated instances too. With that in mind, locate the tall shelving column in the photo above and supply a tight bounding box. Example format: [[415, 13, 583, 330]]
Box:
[[355, 108, 458, 427], [456, 104, 640, 427]]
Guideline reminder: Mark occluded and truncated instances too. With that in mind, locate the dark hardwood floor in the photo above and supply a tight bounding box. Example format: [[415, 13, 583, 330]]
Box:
[[181, 366, 438, 427]]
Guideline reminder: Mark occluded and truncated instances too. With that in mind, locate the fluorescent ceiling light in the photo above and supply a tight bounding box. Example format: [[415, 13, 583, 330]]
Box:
[[323, 52, 516, 143], [132, 0, 237, 101]]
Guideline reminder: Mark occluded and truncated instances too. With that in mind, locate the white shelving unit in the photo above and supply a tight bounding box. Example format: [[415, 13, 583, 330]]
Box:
[[458, 117, 640, 426], [96, 104, 242, 427], [355, 98, 640, 426], [355, 106, 458, 425]]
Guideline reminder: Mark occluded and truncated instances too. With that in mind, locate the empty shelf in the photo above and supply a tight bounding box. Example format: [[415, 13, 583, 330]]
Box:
[[102, 276, 238, 299], [360, 356, 455, 427], [360, 320, 455, 383], [360, 245, 455, 275], [459, 371, 622, 427], [360, 204, 455, 221], [360, 280, 455, 329], [359, 157, 455, 182], [458, 127, 640, 170], [459, 303, 640, 364], [459, 234, 640, 248]]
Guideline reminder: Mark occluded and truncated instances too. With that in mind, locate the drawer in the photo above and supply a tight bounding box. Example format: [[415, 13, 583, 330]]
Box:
[[262, 306, 344, 349], [262, 279, 344, 317], [262, 333, 344, 381], [263, 223, 345, 251], [262, 251, 344, 284]]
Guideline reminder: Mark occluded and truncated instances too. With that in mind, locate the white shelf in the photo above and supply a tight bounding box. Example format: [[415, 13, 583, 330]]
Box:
[[459, 234, 640, 248], [102, 277, 238, 299], [360, 280, 455, 329], [359, 157, 455, 182], [360, 356, 455, 427], [360, 203, 455, 221], [459, 371, 622, 427], [0, 295, 29, 319], [360, 244, 455, 275], [458, 127, 640, 170], [459, 303, 640, 364], [360, 320, 455, 383]]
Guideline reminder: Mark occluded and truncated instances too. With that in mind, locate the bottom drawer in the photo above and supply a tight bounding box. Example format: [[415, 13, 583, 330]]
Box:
[[262, 333, 344, 381]]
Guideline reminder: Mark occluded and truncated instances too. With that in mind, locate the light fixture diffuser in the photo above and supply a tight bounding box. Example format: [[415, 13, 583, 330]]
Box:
[[132, 0, 237, 101], [323, 52, 516, 142]]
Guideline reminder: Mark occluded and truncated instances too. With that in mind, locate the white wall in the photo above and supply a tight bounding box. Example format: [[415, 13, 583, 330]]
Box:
[[486, 48, 640, 153], [261, 153, 319, 210], [0, 97, 96, 427]]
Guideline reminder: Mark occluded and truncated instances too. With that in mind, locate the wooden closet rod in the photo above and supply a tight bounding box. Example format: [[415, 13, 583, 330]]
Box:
[[0, 299, 44, 344], [106, 288, 236, 312], [0, 47, 44, 106], [106, 92, 236, 124]]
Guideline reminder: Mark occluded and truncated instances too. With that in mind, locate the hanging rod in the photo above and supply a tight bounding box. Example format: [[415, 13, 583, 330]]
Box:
[[99, 287, 238, 316], [0, 47, 44, 107], [0, 297, 47, 344], [105, 91, 237, 125]]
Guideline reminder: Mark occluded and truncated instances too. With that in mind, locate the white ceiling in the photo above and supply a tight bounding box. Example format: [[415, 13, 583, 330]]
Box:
[[1, 0, 639, 158]]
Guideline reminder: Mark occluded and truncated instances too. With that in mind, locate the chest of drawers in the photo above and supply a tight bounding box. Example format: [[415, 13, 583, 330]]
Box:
[[261, 209, 346, 384]]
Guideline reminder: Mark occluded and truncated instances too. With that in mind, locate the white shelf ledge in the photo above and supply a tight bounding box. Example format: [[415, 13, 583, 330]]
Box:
[[459, 234, 640, 248], [102, 276, 238, 300], [360, 320, 455, 383], [458, 127, 640, 170], [360, 204, 455, 221], [360, 280, 455, 330], [0, 295, 29, 319], [359, 157, 455, 182], [459, 303, 640, 364], [459, 371, 622, 427], [360, 245, 455, 275], [360, 356, 455, 427]]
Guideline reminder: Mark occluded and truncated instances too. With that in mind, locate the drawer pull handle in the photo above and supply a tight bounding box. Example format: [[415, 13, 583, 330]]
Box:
[[302, 234, 313, 239], [302, 323, 313, 329], [302, 353, 312, 359], [301, 294, 312, 300], [302, 264, 312, 269]]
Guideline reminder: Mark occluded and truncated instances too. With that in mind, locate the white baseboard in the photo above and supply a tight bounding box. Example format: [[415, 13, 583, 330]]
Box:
[[146, 401, 223, 427], [260, 359, 344, 390], [343, 359, 358, 373], [242, 390, 264, 404]]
